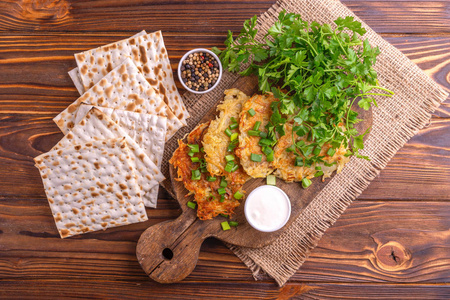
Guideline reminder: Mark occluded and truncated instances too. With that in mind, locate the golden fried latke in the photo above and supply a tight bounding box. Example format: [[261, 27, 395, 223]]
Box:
[[273, 123, 350, 182], [203, 88, 249, 176], [236, 93, 277, 178], [169, 122, 248, 220]]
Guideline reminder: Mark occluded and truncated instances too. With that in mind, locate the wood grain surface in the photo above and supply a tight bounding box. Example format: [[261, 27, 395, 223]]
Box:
[[0, 0, 449, 298]]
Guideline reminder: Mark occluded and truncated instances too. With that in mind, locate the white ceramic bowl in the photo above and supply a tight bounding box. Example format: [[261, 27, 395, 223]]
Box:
[[244, 185, 291, 233], [177, 48, 223, 94]]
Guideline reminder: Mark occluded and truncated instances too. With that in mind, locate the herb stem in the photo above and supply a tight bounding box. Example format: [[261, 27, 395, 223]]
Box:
[[360, 92, 394, 97], [370, 86, 395, 95]]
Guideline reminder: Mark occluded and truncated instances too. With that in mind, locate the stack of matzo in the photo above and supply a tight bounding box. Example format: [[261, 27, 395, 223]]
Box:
[[35, 31, 187, 238]]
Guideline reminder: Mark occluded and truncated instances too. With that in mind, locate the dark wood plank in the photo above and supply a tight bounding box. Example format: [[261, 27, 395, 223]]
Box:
[[1, 279, 447, 299], [0, 1, 448, 34], [301, 283, 450, 299], [1, 200, 448, 283], [291, 201, 450, 283], [0, 279, 315, 299], [344, 1, 450, 34], [1, 35, 448, 113], [360, 118, 450, 200]]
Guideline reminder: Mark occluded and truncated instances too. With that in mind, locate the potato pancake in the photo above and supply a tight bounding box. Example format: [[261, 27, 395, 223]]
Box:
[[170, 122, 248, 220], [273, 123, 350, 182], [236, 93, 277, 178], [203, 88, 249, 176]]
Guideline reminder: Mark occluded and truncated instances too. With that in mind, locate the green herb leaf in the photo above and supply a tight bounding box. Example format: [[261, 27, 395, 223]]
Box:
[[216, 10, 393, 182]]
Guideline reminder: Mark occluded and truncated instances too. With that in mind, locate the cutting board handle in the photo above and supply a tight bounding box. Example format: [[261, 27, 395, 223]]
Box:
[[136, 211, 206, 283]]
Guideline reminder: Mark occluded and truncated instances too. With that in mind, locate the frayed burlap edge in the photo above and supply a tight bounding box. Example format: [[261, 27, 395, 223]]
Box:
[[167, 0, 448, 287], [225, 0, 448, 286], [228, 86, 446, 287]]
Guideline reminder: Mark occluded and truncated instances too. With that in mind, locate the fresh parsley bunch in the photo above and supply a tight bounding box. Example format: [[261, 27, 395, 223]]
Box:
[[213, 11, 393, 165]]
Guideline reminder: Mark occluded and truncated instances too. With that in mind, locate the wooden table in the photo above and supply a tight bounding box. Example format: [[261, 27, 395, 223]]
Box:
[[1, 0, 449, 298]]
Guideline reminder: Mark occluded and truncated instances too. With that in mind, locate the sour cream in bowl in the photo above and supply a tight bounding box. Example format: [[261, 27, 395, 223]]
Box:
[[244, 185, 291, 232]]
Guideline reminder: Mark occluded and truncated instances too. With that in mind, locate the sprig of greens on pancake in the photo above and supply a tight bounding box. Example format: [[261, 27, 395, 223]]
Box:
[[213, 10, 393, 167]]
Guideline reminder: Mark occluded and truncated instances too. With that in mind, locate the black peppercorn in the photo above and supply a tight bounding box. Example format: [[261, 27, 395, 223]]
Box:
[[180, 51, 220, 92]]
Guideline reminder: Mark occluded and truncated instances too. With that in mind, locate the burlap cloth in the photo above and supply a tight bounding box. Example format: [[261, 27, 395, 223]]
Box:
[[161, 0, 448, 286]]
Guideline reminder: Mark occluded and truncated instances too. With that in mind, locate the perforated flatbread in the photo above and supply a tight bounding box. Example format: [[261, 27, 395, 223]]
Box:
[[68, 68, 85, 95], [74, 30, 188, 124], [54, 58, 183, 140], [75, 104, 168, 203], [126, 31, 188, 122], [53, 107, 164, 208], [34, 138, 147, 238], [68, 31, 147, 95], [75, 104, 167, 166]]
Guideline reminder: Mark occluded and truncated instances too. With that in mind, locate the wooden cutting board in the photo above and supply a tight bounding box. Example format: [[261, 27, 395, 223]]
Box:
[[136, 75, 372, 283]]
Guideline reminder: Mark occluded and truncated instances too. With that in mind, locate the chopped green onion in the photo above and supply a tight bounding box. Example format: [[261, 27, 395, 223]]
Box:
[[188, 151, 195, 157], [201, 147, 205, 153], [229, 221, 238, 227], [253, 121, 261, 131], [200, 167, 208, 173], [221, 221, 231, 231], [220, 195, 225, 202], [208, 195, 215, 201], [230, 132, 238, 141], [224, 161, 235, 173], [229, 123, 238, 130], [259, 138, 272, 146], [200, 159, 206, 167], [266, 151, 274, 162], [233, 191, 244, 200], [286, 145, 295, 152], [324, 161, 336, 167], [262, 146, 272, 156], [315, 166, 322, 170], [314, 171, 324, 177], [227, 144, 236, 152], [207, 176, 217, 182], [302, 177, 312, 189], [313, 147, 321, 155], [188, 144, 199, 153], [225, 128, 232, 137], [294, 157, 304, 167], [247, 108, 256, 116], [225, 155, 235, 162], [247, 130, 260, 136], [250, 153, 262, 162], [220, 213, 229, 218], [259, 131, 268, 138], [187, 201, 196, 209], [266, 175, 276, 185], [217, 187, 227, 195], [230, 117, 237, 124], [227, 139, 238, 152], [190, 157, 200, 163], [230, 164, 239, 172], [191, 169, 201, 180], [327, 148, 336, 156], [220, 178, 227, 187]]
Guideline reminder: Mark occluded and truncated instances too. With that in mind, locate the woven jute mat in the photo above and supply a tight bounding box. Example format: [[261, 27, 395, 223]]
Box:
[[161, 0, 448, 286]]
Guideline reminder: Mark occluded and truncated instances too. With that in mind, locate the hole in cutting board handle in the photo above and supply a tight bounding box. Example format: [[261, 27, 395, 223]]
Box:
[[162, 248, 174, 260]]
